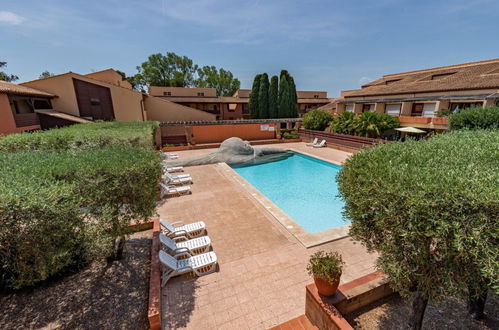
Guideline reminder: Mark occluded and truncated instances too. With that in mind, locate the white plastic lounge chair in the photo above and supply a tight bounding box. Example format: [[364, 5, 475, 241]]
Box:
[[162, 172, 192, 185], [164, 171, 192, 181], [159, 232, 211, 255], [313, 139, 326, 148], [159, 218, 206, 238], [306, 137, 318, 146], [160, 183, 191, 198], [165, 166, 183, 173], [159, 250, 217, 286], [160, 151, 179, 159]]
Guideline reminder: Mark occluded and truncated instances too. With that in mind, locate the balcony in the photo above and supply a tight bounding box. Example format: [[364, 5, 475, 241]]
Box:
[[398, 116, 432, 124], [431, 117, 448, 125]]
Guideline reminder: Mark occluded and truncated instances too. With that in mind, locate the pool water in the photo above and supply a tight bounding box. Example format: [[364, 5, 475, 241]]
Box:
[[231, 152, 349, 233]]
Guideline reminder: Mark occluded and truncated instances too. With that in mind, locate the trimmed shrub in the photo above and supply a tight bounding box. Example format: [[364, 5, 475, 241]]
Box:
[[282, 131, 299, 139], [0, 121, 159, 152], [338, 130, 499, 325], [449, 106, 499, 130], [329, 111, 356, 135], [302, 109, 333, 131], [0, 147, 161, 289]]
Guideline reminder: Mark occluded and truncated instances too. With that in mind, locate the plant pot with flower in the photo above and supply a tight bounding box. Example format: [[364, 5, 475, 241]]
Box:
[[307, 251, 345, 296]]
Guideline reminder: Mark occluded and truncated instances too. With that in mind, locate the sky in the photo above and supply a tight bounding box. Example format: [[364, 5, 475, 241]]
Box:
[[1, 0, 499, 96]]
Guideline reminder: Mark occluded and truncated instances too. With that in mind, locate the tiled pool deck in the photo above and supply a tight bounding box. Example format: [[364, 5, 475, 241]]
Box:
[[157, 143, 377, 329]]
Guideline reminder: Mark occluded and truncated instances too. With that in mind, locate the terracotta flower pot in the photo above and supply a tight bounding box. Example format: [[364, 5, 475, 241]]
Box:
[[314, 275, 341, 296]]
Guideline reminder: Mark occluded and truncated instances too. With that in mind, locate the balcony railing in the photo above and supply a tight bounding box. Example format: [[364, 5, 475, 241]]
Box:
[[397, 116, 449, 126]]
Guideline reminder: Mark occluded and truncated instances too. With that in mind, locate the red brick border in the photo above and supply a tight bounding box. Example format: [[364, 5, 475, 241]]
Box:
[[305, 271, 393, 329], [148, 218, 161, 330]]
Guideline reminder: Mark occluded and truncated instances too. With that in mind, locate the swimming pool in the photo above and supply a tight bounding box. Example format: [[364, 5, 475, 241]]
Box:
[[231, 152, 348, 234]]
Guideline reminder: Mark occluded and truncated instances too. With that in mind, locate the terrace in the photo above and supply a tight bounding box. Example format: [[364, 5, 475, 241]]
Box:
[[158, 143, 377, 329]]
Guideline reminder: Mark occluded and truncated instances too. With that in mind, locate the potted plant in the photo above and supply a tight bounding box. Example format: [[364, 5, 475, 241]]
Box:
[[307, 251, 345, 296]]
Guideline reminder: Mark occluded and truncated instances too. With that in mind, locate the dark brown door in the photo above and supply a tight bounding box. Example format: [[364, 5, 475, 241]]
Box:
[[412, 103, 424, 116], [73, 78, 115, 120]]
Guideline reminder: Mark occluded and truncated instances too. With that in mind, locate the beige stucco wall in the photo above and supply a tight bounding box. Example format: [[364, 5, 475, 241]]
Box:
[[22, 73, 145, 121], [144, 95, 216, 122], [85, 69, 132, 89], [149, 86, 217, 97], [344, 88, 498, 102], [0, 93, 41, 135], [297, 91, 328, 98]]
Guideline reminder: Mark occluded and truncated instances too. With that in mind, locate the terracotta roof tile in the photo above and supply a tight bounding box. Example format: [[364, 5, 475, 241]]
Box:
[[0, 81, 55, 98], [347, 59, 499, 97]]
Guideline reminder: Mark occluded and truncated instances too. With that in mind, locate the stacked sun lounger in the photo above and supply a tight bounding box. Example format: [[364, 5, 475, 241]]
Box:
[[160, 162, 194, 198], [306, 138, 326, 148], [158, 219, 218, 286]]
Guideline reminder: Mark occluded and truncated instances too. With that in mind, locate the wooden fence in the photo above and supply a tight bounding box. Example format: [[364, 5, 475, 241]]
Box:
[[299, 129, 389, 150]]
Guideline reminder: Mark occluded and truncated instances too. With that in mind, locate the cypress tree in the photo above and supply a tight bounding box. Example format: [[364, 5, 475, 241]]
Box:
[[249, 74, 261, 119], [287, 75, 298, 118], [268, 75, 279, 118], [258, 73, 270, 119], [278, 75, 289, 118]]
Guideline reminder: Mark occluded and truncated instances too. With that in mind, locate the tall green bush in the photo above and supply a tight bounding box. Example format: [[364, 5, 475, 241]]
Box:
[[329, 112, 357, 135], [0, 147, 161, 289], [449, 106, 499, 130], [338, 130, 499, 328], [302, 109, 333, 131], [268, 75, 279, 118], [258, 73, 270, 119], [0, 121, 159, 152], [249, 74, 261, 119]]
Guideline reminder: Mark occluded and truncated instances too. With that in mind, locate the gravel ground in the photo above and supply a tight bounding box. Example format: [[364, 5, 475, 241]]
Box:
[[346, 293, 498, 330], [0, 230, 152, 330]]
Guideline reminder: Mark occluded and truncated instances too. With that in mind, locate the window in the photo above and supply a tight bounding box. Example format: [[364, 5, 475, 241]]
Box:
[[431, 72, 455, 80], [362, 104, 374, 112], [242, 104, 249, 114], [345, 104, 354, 112], [163, 91, 171, 96], [422, 103, 436, 117], [90, 98, 101, 106], [450, 102, 483, 111], [197, 92, 204, 97], [385, 79, 402, 85], [228, 104, 237, 112], [33, 99, 52, 109], [314, 95, 319, 98], [10, 97, 34, 114], [385, 104, 401, 116]]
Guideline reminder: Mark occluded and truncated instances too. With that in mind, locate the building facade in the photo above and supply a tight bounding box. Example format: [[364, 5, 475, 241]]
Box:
[[330, 58, 499, 130], [149, 87, 331, 119]]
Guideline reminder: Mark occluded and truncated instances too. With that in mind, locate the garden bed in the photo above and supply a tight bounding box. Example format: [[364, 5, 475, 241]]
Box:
[[0, 230, 152, 330], [346, 293, 498, 330]]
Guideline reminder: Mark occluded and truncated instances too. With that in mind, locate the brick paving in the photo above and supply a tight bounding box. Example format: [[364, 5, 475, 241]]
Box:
[[158, 143, 377, 329]]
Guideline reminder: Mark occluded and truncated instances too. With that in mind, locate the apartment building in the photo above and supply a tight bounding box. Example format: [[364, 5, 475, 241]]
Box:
[[331, 58, 499, 130], [149, 87, 331, 119]]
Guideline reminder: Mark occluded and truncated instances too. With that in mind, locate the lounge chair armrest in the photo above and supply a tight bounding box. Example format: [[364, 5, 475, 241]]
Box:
[[174, 247, 192, 254], [172, 236, 188, 242], [177, 266, 193, 273], [170, 221, 185, 227], [174, 251, 193, 259]]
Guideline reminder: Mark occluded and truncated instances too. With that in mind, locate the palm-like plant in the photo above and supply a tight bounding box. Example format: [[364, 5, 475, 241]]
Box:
[[354, 112, 399, 138], [329, 112, 356, 135]]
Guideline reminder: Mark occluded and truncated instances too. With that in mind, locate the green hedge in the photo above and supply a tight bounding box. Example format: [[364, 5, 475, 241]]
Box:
[[338, 130, 499, 299], [0, 147, 161, 289], [449, 106, 499, 130], [302, 109, 334, 131], [0, 121, 159, 152]]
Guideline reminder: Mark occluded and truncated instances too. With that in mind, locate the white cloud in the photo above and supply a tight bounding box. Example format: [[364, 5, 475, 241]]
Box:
[[358, 76, 373, 86], [0, 11, 25, 25]]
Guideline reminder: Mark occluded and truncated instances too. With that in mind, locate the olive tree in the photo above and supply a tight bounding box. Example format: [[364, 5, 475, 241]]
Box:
[[337, 130, 499, 329]]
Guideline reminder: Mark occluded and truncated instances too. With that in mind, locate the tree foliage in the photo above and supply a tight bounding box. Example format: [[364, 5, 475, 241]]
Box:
[[0, 61, 18, 82], [134, 52, 198, 90], [268, 75, 279, 118], [329, 112, 357, 135], [258, 73, 270, 119], [449, 106, 499, 130], [196, 66, 241, 96], [249, 74, 261, 119], [353, 112, 400, 138], [39, 71, 54, 79], [302, 109, 333, 130], [278, 70, 298, 118], [132, 52, 240, 96], [338, 130, 499, 326]]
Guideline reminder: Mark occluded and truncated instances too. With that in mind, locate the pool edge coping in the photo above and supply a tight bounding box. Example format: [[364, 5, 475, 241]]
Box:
[[218, 161, 350, 248]]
